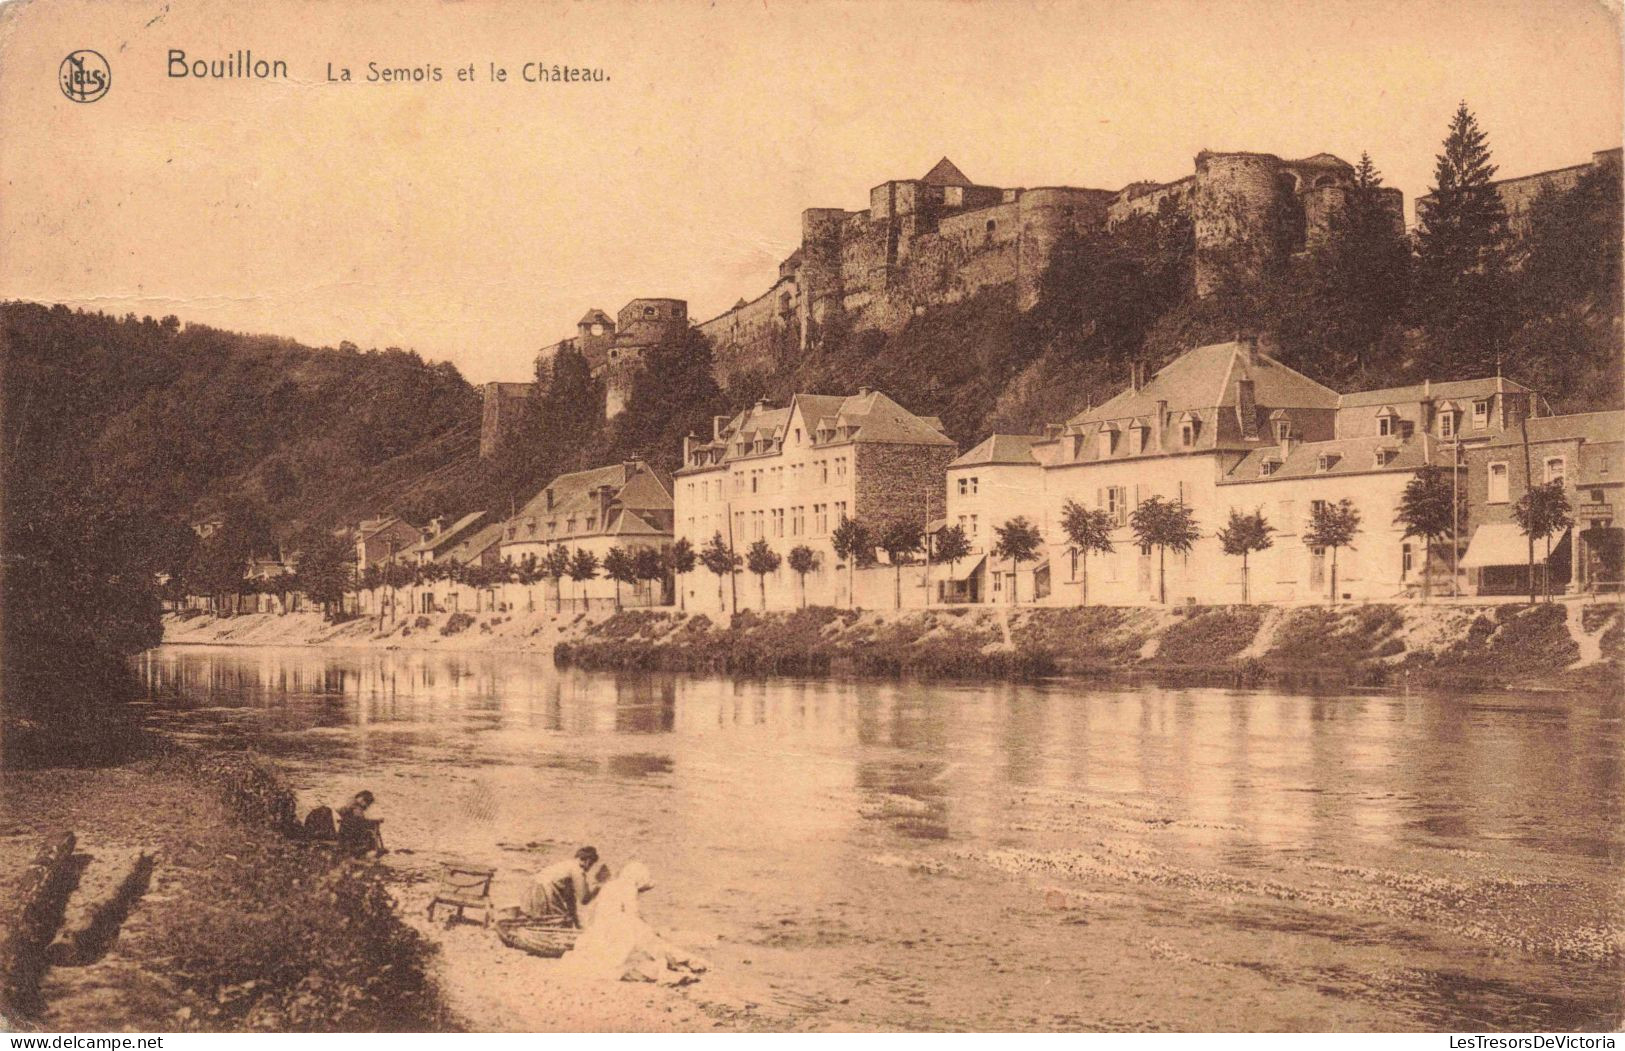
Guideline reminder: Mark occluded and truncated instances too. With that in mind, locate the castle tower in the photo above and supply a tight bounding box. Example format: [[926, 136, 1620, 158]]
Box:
[[604, 298, 689, 417]]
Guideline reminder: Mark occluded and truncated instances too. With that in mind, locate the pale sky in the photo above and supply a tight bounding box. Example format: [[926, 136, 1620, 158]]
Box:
[[1, 0, 1619, 383]]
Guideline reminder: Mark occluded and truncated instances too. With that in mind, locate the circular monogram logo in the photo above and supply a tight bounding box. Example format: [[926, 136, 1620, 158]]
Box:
[[60, 50, 110, 103]]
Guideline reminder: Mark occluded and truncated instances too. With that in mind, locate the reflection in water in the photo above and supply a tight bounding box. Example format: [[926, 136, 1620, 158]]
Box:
[[138, 646, 1624, 1031]]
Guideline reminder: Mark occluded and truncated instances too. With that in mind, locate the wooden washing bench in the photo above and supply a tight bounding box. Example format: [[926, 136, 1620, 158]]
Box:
[[427, 861, 497, 927]]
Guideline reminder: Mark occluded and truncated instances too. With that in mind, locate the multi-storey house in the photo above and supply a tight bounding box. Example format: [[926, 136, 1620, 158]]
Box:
[[939, 434, 1043, 603], [1461, 411, 1624, 595], [1030, 340, 1341, 605], [674, 388, 956, 611], [400, 512, 489, 567], [353, 516, 422, 573], [499, 460, 673, 606]]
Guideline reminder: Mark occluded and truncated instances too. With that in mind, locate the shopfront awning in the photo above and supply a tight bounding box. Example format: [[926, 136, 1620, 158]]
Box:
[[1461, 523, 1555, 568], [942, 554, 985, 582]]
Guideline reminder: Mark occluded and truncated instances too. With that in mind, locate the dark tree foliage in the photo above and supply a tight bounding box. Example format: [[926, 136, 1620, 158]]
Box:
[[1271, 153, 1412, 389], [0, 303, 478, 765], [294, 532, 355, 619], [1504, 165, 1625, 411], [1023, 205, 1195, 367], [1415, 103, 1514, 375], [608, 328, 726, 474]]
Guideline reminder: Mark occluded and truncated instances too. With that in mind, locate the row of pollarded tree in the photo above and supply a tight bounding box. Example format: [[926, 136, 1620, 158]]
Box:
[[367, 542, 697, 615], [472, 465, 1574, 618], [689, 519, 954, 612], [1046, 465, 1575, 606], [226, 537, 713, 623]]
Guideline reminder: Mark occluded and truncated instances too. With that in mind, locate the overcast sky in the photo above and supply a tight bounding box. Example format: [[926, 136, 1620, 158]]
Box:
[[1, 0, 1619, 383]]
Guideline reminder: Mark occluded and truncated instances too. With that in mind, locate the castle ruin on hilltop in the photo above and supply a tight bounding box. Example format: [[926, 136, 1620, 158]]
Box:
[[483, 150, 1404, 457]]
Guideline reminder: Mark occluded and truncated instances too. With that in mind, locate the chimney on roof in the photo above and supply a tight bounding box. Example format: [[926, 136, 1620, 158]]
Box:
[[754, 399, 767, 413], [1236, 380, 1258, 440], [1246, 337, 1261, 366], [858, 386, 871, 397], [545, 488, 555, 511], [1043, 423, 1063, 440], [1154, 399, 1167, 451], [1130, 362, 1143, 393], [1503, 391, 1531, 431], [713, 415, 728, 440]]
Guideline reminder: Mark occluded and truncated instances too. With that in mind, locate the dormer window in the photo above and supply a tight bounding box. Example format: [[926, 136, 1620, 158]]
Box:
[[585, 516, 596, 531], [1181, 421, 1196, 447], [1260, 459, 1279, 477], [1377, 408, 1399, 437], [1098, 430, 1116, 458], [1439, 412, 1456, 438], [1316, 453, 1337, 472], [1374, 448, 1395, 468], [1473, 399, 1490, 426], [1274, 420, 1290, 442]]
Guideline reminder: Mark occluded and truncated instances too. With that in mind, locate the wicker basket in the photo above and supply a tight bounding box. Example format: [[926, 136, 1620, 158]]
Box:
[[496, 919, 581, 958]]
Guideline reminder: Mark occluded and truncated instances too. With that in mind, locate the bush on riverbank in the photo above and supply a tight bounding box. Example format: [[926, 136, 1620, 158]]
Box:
[[557, 606, 1058, 680], [0, 749, 453, 1032], [1408, 603, 1578, 683], [1009, 607, 1149, 672], [1154, 607, 1267, 666]]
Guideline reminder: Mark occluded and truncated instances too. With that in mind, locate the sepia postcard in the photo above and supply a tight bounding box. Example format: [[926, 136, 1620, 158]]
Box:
[[0, 0, 1622, 1037]]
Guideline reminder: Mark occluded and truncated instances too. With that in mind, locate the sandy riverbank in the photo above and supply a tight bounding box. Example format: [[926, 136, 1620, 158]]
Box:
[[0, 749, 768, 1033]]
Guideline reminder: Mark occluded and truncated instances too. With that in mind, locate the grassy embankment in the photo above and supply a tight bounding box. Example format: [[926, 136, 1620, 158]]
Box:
[[555, 601, 1619, 691], [0, 747, 455, 1033]]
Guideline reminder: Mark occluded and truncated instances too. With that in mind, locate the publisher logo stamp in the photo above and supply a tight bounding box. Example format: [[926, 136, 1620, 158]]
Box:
[[60, 50, 110, 103]]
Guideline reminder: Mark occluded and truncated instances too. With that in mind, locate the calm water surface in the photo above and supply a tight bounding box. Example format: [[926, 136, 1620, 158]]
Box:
[[138, 645, 1623, 1031]]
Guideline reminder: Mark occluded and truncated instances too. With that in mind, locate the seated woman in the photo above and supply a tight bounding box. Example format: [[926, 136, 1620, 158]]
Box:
[[558, 861, 709, 985], [525, 846, 601, 928], [336, 790, 386, 857]]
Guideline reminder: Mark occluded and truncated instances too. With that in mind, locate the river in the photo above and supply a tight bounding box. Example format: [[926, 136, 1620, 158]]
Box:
[[136, 644, 1623, 1031]]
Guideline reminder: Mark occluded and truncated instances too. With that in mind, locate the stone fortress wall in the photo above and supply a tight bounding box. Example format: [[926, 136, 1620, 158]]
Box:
[[695, 151, 1406, 369], [483, 145, 1617, 458], [1415, 147, 1622, 240]]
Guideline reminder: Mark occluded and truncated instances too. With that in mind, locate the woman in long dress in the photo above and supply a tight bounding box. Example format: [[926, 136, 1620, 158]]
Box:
[[558, 861, 708, 985]]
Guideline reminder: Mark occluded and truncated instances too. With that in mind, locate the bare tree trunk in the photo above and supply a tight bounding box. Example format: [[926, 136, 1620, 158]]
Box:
[[1330, 548, 1339, 607]]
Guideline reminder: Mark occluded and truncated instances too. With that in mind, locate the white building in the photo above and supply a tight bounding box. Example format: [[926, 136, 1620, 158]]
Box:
[[673, 389, 957, 612]]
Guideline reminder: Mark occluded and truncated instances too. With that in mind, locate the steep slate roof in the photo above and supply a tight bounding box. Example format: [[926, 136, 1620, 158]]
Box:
[[1223, 434, 1443, 483], [950, 434, 1044, 469], [681, 390, 953, 473], [1068, 341, 1339, 427], [357, 516, 417, 541], [798, 390, 956, 446], [1481, 410, 1625, 448], [402, 511, 487, 559], [921, 157, 973, 187], [509, 461, 672, 541], [449, 521, 505, 563], [1338, 377, 1534, 409], [610, 510, 668, 538]]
